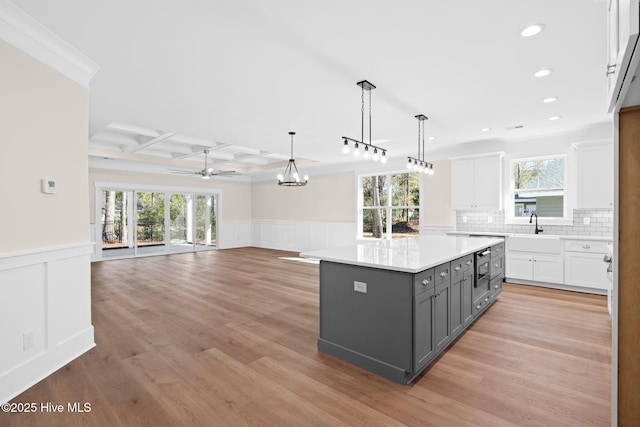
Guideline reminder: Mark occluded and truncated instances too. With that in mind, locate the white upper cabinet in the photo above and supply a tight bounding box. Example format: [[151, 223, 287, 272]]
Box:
[[607, 0, 640, 112], [576, 143, 614, 209], [451, 154, 503, 210]]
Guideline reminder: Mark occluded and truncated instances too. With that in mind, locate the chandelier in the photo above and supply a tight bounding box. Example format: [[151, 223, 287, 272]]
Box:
[[406, 114, 434, 175], [277, 132, 308, 186], [341, 80, 388, 163]]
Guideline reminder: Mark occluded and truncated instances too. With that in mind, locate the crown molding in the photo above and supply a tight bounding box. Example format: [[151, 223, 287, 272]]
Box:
[[0, 0, 99, 87]]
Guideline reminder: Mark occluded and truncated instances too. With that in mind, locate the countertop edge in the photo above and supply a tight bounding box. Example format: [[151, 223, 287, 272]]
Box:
[[300, 236, 505, 273], [448, 231, 613, 242]]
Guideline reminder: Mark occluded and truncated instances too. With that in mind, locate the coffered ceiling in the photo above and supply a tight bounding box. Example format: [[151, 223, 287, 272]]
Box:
[[11, 0, 612, 179]]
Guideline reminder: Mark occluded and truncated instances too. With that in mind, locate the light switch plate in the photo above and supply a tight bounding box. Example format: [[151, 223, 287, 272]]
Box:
[[584, 217, 591, 225], [354, 281, 367, 293], [462, 216, 468, 223]]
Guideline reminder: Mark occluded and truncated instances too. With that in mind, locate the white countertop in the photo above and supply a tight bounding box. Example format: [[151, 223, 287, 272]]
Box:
[[300, 235, 504, 274], [448, 231, 613, 242]]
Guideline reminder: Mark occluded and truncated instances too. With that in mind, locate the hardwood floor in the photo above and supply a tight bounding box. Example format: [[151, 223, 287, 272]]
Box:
[[1, 247, 611, 426]]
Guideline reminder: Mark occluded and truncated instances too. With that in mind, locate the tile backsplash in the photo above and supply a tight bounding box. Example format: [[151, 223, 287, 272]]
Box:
[[456, 209, 613, 237]]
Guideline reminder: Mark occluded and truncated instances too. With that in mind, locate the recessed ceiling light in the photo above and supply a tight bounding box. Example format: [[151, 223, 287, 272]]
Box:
[[543, 97, 558, 103], [534, 69, 553, 77], [481, 128, 491, 132], [521, 24, 545, 37], [548, 116, 561, 121]]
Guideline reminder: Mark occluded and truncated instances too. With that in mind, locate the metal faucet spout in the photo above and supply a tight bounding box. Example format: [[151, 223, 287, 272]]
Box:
[[529, 212, 543, 234]]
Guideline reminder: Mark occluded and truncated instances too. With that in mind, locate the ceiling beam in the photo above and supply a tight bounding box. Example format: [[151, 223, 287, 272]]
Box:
[[128, 132, 175, 153]]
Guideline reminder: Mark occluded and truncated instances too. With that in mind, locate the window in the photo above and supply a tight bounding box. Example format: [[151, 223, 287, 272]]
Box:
[[359, 172, 420, 239], [509, 155, 567, 222]]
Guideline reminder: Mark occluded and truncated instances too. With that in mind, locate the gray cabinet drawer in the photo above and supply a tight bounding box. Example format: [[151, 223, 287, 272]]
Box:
[[451, 254, 474, 281], [490, 276, 503, 298], [435, 263, 451, 286], [414, 268, 435, 296], [491, 242, 505, 258], [473, 292, 492, 317], [490, 254, 504, 279]]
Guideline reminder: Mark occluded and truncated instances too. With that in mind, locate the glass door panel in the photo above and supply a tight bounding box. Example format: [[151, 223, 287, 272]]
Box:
[[136, 192, 165, 255], [169, 194, 192, 252], [194, 195, 215, 248], [101, 190, 134, 258]]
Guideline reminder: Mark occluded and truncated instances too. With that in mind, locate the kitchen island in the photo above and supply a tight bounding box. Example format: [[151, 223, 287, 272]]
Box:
[[301, 235, 505, 384]]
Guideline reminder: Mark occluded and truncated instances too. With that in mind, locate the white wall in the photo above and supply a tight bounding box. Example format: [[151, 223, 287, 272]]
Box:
[[0, 16, 96, 404]]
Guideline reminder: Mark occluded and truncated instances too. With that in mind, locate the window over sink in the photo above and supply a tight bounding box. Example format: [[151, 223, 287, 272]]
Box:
[[506, 155, 570, 225]]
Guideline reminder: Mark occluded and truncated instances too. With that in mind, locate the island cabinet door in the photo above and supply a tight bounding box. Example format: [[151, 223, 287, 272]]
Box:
[[434, 280, 451, 353], [462, 272, 474, 327], [450, 276, 464, 339], [414, 287, 436, 372]]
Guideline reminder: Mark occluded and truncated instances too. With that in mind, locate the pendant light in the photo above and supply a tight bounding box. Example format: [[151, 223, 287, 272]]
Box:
[[406, 114, 434, 175], [341, 80, 388, 163], [277, 132, 308, 186]]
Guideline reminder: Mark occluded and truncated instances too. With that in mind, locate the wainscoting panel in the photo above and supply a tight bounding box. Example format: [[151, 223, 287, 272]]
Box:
[[0, 243, 95, 404], [218, 220, 252, 249], [251, 220, 357, 252]]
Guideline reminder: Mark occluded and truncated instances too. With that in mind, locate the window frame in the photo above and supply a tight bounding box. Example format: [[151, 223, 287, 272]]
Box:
[[357, 171, 422, 240], [505, 154, 572, 226]]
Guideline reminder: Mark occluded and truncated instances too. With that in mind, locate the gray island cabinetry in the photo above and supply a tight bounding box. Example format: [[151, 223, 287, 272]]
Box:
[[301, 236, 505, 385]]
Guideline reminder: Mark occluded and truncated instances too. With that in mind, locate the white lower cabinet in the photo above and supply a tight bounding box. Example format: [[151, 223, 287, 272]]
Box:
[[564, 240, 610, 291], [506, 252, 564, 283]]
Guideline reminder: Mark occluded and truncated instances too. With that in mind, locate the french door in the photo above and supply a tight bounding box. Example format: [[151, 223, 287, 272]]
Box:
[[99, 187, 218, 259]]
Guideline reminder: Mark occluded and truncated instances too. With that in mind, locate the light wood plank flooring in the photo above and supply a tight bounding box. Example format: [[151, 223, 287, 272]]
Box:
[[1, 247, 611, 426]]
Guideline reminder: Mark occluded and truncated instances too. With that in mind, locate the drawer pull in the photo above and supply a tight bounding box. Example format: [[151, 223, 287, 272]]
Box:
[[484, 297, 489, 302], [440, 272, 447, 278], [476, 304, 481, 309], [421, 279, 430, 286], [582, 245, 591, 249], [454, 266, 461, 271], [466, 260, 472, 265], [494, 284, 499, 289]]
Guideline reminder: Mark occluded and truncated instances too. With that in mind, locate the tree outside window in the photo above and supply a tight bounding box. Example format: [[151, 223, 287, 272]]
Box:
[[360, 173, 420, 239]]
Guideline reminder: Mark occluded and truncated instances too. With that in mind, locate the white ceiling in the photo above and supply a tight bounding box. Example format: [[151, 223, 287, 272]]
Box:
[[12, 0, 612, 178]]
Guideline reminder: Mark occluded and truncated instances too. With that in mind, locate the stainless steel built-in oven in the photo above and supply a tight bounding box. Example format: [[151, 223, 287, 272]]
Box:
[[474, 248, 492, 300]]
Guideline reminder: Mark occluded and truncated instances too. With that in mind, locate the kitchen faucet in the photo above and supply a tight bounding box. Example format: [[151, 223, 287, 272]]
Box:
[[529, 212, 543, 234]]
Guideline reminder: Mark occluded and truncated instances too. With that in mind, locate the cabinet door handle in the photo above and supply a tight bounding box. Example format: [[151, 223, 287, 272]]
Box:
[[494, 284, 499, 289], [421, 279, 430, 286], [606, 64, 616, 76], [476, 304, 481, 309], [494, 263, 499, 268], [466, 260, 472, 265], [454, 266, 461, 271], [440, 272, 447, 277], [484, 297, 489, 302]]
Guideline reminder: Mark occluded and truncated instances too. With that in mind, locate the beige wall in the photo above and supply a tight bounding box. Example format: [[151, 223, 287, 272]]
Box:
[[89, 169, 252, 222], [251, 172, 355, 221], [0, 40, 89, 252], [423, 160, 456, 227]]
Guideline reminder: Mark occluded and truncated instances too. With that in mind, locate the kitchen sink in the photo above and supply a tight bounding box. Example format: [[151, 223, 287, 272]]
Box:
[[508, 234, 562, 253]]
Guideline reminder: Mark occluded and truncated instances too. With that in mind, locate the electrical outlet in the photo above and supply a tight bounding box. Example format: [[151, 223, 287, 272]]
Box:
[[462, 216, 468, 223], [584, 217, 591, 225], [354, 281, 367, 293], [488, 216, 493, 223], [23, 330, 34, 350]]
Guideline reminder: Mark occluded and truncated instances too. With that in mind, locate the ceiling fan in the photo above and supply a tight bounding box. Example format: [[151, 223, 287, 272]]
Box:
[[169, 150, 240, 179]]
